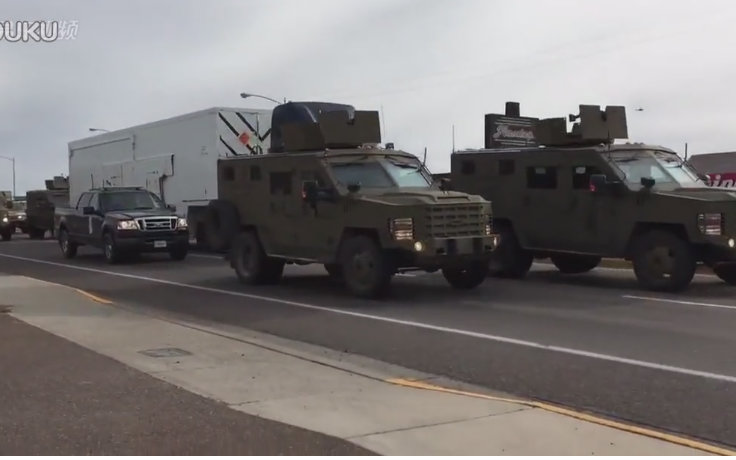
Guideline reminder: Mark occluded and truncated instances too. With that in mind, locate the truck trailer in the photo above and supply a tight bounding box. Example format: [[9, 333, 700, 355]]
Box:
[[67, 107, 272, 250]]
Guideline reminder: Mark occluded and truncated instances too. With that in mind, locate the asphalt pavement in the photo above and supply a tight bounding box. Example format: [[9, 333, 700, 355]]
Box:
[[1, 236, 735, 449], [0, 313, 372, 455]]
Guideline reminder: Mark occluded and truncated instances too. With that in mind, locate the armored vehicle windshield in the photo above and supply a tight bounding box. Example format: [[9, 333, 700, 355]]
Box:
[[606, 149, 705, 189], [327, 153, 433, 189]]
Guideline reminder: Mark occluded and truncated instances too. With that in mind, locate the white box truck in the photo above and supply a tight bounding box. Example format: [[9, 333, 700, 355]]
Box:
[[67, 107, 272, 250]]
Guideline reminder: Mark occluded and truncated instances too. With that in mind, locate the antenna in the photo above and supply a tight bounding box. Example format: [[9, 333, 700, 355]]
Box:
[[684, 142, 688, 161], [452, 124, 456, 153], [422, 147, 427, 166]]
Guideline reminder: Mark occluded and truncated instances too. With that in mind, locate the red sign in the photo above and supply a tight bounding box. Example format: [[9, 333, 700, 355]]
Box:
[[238, 132, 251, 145], [706, 172, 736, 188]]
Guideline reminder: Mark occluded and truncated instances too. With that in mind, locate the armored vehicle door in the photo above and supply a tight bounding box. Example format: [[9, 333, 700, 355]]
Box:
[[563, 164, 618, 253], [295, 165, 343, 260], [263, 168, 297, 256], [519, 164, 570, 249]]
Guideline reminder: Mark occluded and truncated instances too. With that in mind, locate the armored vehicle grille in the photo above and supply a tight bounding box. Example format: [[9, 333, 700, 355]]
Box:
[[426, 204, 489, 238], [135, 217, 177, 231]]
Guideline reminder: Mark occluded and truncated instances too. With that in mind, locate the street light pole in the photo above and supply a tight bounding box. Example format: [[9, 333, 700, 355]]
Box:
[[240, 92, 284, 104], [0, 155, 15, 198]]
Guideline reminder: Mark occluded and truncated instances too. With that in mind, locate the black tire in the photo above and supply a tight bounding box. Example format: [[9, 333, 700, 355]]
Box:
[[103, 233, 121, 265], [204, 200, 240, 252], [339, 235, 392, 298], [631, 230, 696, 292], [58, 228, 77, 258], [489, 226, 533, 278], [713, 264, 736, 285], [169, 245, 188, 261], [442, 260, 490, 289], [0, 228, 11, 242], [550, 254, 602, 274], [230, 231, 284, 285]]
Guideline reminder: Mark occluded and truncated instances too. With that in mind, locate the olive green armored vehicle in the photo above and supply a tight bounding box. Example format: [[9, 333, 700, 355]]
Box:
[[204, 101, 499, 298], [439, 102, 736, 292]]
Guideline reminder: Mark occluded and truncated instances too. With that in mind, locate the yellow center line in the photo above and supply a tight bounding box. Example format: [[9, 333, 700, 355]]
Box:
[[73, 288, 114, 305], [387, 378, 735, 456]]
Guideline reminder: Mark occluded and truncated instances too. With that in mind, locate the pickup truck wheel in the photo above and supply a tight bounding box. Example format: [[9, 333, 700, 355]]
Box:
[[58, 228, 77, 258], [339, 235, 392, 298], [0, 228, 11, 242], [713, 264, 736, 285], [231, 231, 283, 284], [632, 230, 696, 292], [550, 254, 601, 274], [103, 233, 121, 264], [442, 260, 489, 289], [169, 245, 188, 261], [490, 227, 533, 278]]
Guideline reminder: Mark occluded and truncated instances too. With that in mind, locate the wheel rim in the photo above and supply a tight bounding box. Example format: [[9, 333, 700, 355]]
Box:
[[105, 240, 112, 259], [348, 250, 377, 288], [644, 245, 675, 279]]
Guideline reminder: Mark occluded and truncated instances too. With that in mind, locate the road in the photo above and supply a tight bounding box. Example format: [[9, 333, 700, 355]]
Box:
[[1, 237, 736, 448]]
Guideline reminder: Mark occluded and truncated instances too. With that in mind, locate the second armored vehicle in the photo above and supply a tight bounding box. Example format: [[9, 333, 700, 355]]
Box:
[[204, 101, 499, 298], [440, 102, 736, 292]]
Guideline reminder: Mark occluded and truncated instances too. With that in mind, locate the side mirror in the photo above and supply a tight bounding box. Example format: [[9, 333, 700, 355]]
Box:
[[589, 174, 608, 192], [82, 206, 95, 215], [640, 177, 655, 189], [347, 183, 361, 193], [166, 204, 176, 212], [439, 177, 451, 191]]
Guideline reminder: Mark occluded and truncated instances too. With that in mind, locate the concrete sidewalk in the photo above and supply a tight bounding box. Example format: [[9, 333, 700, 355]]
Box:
[[0, 275, 715, 455]]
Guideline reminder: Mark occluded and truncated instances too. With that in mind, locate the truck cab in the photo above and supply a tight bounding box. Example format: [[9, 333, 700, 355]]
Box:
[[442, 102, 736, 292], [205, 101, 499, 298], [55, 186, 189, 264]]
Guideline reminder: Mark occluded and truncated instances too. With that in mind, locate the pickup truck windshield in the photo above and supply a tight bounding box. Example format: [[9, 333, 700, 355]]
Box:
[[99, 191, 165, 212], [609, 150, 703, 189], [329, 158, 431, 188]]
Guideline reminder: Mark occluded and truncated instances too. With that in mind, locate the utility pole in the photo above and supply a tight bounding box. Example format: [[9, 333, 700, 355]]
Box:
[[0, 155, 15, 198]]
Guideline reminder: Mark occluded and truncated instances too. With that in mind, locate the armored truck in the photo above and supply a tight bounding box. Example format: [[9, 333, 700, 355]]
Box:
[[205, 101, 499, 298], [440, 102, 736, 292], [25, 175, 70, 239]]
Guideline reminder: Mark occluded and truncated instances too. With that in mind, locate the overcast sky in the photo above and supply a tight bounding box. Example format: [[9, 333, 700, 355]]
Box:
[[2, 0, 736, 195]]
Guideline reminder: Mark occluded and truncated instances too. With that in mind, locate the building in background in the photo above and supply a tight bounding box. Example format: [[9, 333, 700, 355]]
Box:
[[688, 151, 736, 187]]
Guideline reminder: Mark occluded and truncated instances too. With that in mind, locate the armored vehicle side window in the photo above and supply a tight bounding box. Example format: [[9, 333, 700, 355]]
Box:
[[526, 166, 557, 189], [250, 166, 261, 181], [88, 193, 100, 210], [223, 166, 235, 182], [460, 160, 475, 175], [572, 165, 603, 189], [499, 159, 515, 175], [270, 172, 293, 195]]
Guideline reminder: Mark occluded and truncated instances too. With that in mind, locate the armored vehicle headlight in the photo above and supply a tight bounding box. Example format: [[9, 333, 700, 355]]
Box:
[[414, 241, 424, 252], [389, 217, 414, 240], [176, 218, 188, 229], [697, 213, 723, 236], [117, 220, 140, 230], [729, 238, 735, 249], [1, 216, 7, 223]]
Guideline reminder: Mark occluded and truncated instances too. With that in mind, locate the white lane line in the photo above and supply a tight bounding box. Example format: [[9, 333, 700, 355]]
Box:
[[623, 295, 736, 311], [1, 252, 736, 385], [535, 262, 718, 279]]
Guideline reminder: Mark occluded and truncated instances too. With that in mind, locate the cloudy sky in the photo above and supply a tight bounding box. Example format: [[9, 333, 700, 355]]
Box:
[[2, 0, 736, 195]]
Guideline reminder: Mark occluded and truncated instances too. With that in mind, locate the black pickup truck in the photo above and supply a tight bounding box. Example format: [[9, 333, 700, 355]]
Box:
[[55, 187, 189, 264]]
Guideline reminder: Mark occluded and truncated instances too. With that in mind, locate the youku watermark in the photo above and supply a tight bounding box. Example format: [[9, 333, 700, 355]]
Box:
[[0, 20, 78, 42]]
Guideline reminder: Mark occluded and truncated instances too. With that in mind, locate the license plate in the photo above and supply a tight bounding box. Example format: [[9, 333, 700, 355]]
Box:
[[154, 240, 167, 248]]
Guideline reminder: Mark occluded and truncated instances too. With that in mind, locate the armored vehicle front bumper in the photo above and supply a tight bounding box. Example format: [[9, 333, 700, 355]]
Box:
[[393, 234, 499, 268]]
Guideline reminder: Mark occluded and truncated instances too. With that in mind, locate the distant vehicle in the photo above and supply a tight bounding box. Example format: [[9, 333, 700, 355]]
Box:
[[25, 176, 70, 239], [438, 102, 736, 292], [67, 106, 272, 251], [0, 203, 13, 241], [207, 101, 499, 298], [55, 187, 189, 264]]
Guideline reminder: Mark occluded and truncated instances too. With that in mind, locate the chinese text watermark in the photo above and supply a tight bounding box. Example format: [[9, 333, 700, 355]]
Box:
[[0, 20, 78, 42]]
